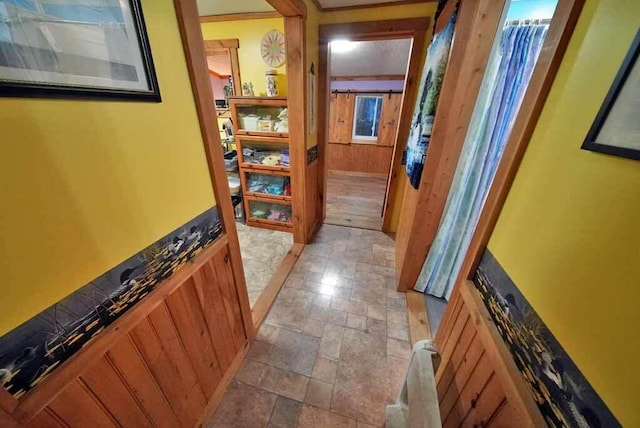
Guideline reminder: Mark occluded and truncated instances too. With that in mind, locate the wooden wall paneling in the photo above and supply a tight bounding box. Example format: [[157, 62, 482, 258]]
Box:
[[306, 161, 320, 237], [327, 143, 393, 175], [203, 39, 239, 50], [328, 93, 355, 144], [130, 318, 204, 426], [47, 380, 117, 428], [165, 284, 223, 398], [210, 248, 248, 350], [460, 281, 545, 426], [81, 355, 151, 426], [435, 319, 479, 399], [107, 336, 181, 427], [441, 355, 494, 426], [377, 93, 403, 146], [147, 303, 207, 405], [23, 409, 64, 428], [396, 0, 503, 291], [192, 262, 238, 367], [173, 0, 254, 338], [461, 374, 507, 427]]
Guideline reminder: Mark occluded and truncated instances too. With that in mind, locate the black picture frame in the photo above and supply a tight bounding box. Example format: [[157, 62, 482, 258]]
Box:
[[0, 0, 161, 102], [581, 29, 640, 160]]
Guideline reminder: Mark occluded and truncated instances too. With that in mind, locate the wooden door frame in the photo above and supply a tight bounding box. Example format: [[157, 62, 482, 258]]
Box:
[[203, 39, 242, 96], [396, 0, 584, 292], [318, 18, 431, 233], [173, 0, 254, 337]]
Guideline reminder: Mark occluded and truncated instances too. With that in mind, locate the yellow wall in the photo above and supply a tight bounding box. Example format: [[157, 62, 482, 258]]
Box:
[[488, 0, 640, 425], [319, 2, 435, 24], [0, 0, 215, 336], [201, 18, 287, 97]]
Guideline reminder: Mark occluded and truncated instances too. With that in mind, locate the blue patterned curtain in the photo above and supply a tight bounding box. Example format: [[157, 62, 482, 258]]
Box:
[[415, 24, 548, 298]]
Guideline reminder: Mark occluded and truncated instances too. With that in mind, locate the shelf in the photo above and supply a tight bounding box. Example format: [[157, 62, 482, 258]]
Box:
[[246, 218, 292, 233], [245, 193, 292, 203], [235, 135, 289, 144], [236, 130, 289, 138], [240, 163, 290, 173]]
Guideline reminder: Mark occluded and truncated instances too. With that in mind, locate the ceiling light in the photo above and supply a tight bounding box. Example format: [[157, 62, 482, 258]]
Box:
[[330, 40, 359, 53]]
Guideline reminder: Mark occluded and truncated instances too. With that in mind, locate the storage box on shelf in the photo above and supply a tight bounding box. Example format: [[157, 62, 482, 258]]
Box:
[[230, 97, 292, 232]]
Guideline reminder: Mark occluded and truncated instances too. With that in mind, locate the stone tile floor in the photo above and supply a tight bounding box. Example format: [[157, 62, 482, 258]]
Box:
[[205, 225, 411, 427]]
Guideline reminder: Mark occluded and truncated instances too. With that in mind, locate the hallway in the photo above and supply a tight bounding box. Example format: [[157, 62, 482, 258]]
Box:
[[206, 225, 410, 427], [325, 172, 388, 231]]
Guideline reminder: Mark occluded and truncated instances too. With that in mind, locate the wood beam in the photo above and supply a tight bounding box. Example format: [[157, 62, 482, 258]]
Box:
[[267, 0, 307, 17], [284, 16, 308, 243], [204, 39, 239, 50], [172, 0, 254, 337], [199, 11, 281, 23]]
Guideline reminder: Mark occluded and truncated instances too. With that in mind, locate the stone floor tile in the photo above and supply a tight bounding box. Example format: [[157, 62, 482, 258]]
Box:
[[206, 381, 276, 428], [366, 318, 387, 338], [269, 329, 320, 377], [327, 309, 347, 326], [235, 359, 267, 386], [387, 295, 406, 310], [268, 396, 302, 428], [257, 323, 281, 345], [386, 337, 411, 360], [318, 323, 345, 360], [346, 313, 367, 331], [258, 366, 309, 402], [367, 304, 386, 321], [297, 405, 357, 428], [303, 317, 326, 338], [312, 357, 338, 384], [246, 340, 272, 363], [305, 379, 333, 409]]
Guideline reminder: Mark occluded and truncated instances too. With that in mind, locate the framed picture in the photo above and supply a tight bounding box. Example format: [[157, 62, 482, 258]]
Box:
[[0, 0, 160, 101], [582, 29, 640, 160]]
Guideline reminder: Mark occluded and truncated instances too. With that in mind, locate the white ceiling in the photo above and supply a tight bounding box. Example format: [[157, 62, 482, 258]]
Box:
[[197, 0, 275, 16], [331, 39, 412, 77], [317, 0, 412, 9]]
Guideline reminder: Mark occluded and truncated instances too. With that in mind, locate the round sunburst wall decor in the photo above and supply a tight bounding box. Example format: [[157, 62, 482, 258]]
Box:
[[260, 30, 286, 68]]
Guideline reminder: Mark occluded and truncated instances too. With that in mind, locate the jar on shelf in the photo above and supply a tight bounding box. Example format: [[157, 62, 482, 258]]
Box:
[[265, 69, 279, 97]]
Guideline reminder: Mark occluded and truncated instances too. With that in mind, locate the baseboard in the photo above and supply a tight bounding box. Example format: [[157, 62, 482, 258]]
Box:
[[328, 169, 389, 179], [250, 243, 303, 333]]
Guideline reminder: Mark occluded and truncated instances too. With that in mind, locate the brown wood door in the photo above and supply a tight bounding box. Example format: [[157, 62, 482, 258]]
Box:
[[377, 93, 403, 147], [328, 93, 355, 144]]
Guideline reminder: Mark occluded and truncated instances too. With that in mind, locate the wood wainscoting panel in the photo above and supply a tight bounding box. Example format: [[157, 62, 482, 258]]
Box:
[[327, 143, 393, 175], [5, 238, 249, 427], [433, 280, 546, 427]]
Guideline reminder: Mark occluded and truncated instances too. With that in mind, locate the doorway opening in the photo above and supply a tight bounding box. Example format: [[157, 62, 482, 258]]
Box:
[[197, 3, 300, 330], [413, 0, 561, 335], [324, 39, 412, 231]]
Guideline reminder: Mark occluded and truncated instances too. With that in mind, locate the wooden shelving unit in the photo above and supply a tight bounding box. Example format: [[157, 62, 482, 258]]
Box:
[[230, 97, 292, 232]]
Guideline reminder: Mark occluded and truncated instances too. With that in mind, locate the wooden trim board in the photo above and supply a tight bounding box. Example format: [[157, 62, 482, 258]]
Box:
[[200, 11, 281, 23], [173, 0, 254, 337], [457, 0, 585, 282], [204, 39, 239, 50], [319, 17, 431, 237], [251, 243, 305, 332], [395, 0, 504, 291], [407, 290, 432, 344]]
